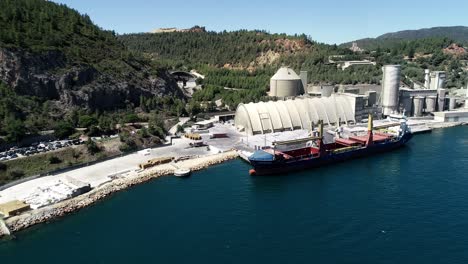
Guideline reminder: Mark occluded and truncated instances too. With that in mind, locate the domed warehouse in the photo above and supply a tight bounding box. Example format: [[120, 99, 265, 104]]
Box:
[[234, 95, 356, 135], [269, 67, 303, 97]]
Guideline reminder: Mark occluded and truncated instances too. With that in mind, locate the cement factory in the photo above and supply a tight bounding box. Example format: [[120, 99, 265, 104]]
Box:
[[234, 66, 468, 135]]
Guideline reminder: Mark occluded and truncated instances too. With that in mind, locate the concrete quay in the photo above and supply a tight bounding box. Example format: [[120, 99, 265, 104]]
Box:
[[2, 151, 238, 236]]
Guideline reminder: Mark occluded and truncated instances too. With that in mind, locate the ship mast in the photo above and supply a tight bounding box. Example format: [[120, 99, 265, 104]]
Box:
[[365, 114, 374, 146]]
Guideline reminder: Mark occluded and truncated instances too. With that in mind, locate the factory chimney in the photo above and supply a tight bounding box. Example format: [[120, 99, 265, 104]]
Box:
[[424, 69, 430, 89]]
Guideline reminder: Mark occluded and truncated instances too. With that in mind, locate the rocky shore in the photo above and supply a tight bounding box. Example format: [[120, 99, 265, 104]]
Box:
[[2, 151, 239, 236]]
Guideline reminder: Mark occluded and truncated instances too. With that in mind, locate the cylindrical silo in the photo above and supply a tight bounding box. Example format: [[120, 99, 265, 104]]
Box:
[[437, 88, 446, 111], [424, 69, 430, 89], [449, 98, 456, 110], [321, 85, 334, 97], [413, 96, 424, 117], [402, 96, 413, 116], [430, 71, 446, 90], [425, 95, 437, 112], [381, 65, 401, 116], [300, 71, 308, 95], [270, 67, 301, 98]]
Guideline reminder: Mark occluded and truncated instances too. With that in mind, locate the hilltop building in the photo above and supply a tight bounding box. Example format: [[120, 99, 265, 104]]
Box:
[[350, 42, 364, 52]]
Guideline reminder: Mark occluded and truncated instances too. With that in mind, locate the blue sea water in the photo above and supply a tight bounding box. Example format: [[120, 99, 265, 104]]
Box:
[[1, 126, 468, 263]]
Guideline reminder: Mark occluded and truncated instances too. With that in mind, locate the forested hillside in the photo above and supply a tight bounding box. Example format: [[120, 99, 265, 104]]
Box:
[[121, 30, 468, 110], [342, 26, 468, 50], [0, 0, 183, 143]]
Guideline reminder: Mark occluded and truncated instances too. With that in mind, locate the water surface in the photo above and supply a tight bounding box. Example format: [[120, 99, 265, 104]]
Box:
[[1, 126, 468, 263]]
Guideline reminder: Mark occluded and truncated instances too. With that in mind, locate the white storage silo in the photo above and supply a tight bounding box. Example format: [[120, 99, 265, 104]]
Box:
[[437, 88, 446, 111], [413, 96, 424, 117], [381, 65, 401, 116], [321, 85, 334, 97], [430, 71, 446, 90], [449, 98, 456, 110], [424, 69, 431, 89], [270, 67, 302, 98], [425, 96, 437, 113]]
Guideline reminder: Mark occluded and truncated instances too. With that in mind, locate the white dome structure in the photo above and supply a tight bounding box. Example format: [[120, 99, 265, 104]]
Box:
[[270, 67, 302, 97], [234, 95, 355, 135]]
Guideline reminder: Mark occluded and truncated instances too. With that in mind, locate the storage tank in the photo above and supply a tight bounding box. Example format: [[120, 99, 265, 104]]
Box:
[[437, 88, 446, 111], [425, 96, 437, 112], [321, 85, 334, 97], [413, 96, 424, 117], [401, 96, 413, 115], [424, 69, 430, 89], [430, 71, 446, 90], [299, 71, 308, 95], [449, 98, 456, 110], [270, 67, 301, 97], [381, 65, 401, 116]]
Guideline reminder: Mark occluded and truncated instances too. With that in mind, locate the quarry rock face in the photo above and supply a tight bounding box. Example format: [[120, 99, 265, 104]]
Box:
[[0, 47, 183, 111]]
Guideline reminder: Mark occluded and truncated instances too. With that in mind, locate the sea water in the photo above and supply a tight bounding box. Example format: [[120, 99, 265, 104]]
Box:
[[1, 126, 467, 263]]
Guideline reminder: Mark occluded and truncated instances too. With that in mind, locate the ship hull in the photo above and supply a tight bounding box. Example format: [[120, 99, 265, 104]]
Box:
[[249, 133, 412, 176]]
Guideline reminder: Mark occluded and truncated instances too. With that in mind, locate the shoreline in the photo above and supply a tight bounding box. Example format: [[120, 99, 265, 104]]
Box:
[[1, 123, 466, 238], [1, 150, 239, 237]]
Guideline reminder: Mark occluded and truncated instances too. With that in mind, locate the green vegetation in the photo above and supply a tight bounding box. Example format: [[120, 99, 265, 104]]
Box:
[[120, 30, 465, 112], [0, 146, 104, 185], [48, 156, 62, 164], [343, 26, 468, 50], [0, 0, 184, 144], [119, 30, 311, 67], [0, 0, 132, 73], [85, 138, 101, 155]]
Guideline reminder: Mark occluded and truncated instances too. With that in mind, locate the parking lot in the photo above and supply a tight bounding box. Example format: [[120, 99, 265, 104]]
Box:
[[0, 139, 84, 162]]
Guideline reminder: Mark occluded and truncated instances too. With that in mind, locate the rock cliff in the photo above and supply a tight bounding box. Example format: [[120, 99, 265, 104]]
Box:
[[0, 47, 183, 111]]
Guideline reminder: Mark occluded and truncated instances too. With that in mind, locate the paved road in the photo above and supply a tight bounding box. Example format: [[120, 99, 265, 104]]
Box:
[[168, 117, 190, 135]]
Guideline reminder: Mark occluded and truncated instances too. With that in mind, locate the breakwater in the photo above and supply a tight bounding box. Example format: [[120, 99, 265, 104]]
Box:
[[3, 151, 239, 235]]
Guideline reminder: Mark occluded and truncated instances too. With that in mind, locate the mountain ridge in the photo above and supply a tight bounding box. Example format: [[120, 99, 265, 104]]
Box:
[[342, 26, 468, 49]]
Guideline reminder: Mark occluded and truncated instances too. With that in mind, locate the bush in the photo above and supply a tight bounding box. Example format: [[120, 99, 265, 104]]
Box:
[[8, 169, 25, 180], [123, 113, 140, 124], [48, 156, 62, 164], [176, 125, 184, 134], [85, 138, 101, 155], [78, 115, 98, 128], [54, 121, 75, 139], [87, 126, 102, 137], [138, 127, 150, 138], [0, 162, 6, 171], [119, 139, 137, 153]]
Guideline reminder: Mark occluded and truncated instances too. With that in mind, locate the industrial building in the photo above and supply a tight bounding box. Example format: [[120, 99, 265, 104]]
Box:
[[235, 65, 468, 136], [234, 92, 380, 135], [434, 110, 468, 122]]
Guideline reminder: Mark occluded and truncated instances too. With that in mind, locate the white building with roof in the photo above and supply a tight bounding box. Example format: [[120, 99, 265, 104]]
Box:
[[234, 94, 357, 135]]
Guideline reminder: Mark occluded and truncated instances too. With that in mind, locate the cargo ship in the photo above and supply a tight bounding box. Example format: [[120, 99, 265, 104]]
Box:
[[248, 115, 413, 175]]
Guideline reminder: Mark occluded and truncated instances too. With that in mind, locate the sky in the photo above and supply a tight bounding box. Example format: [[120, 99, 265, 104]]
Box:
[[52, 0, 468, 44]]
